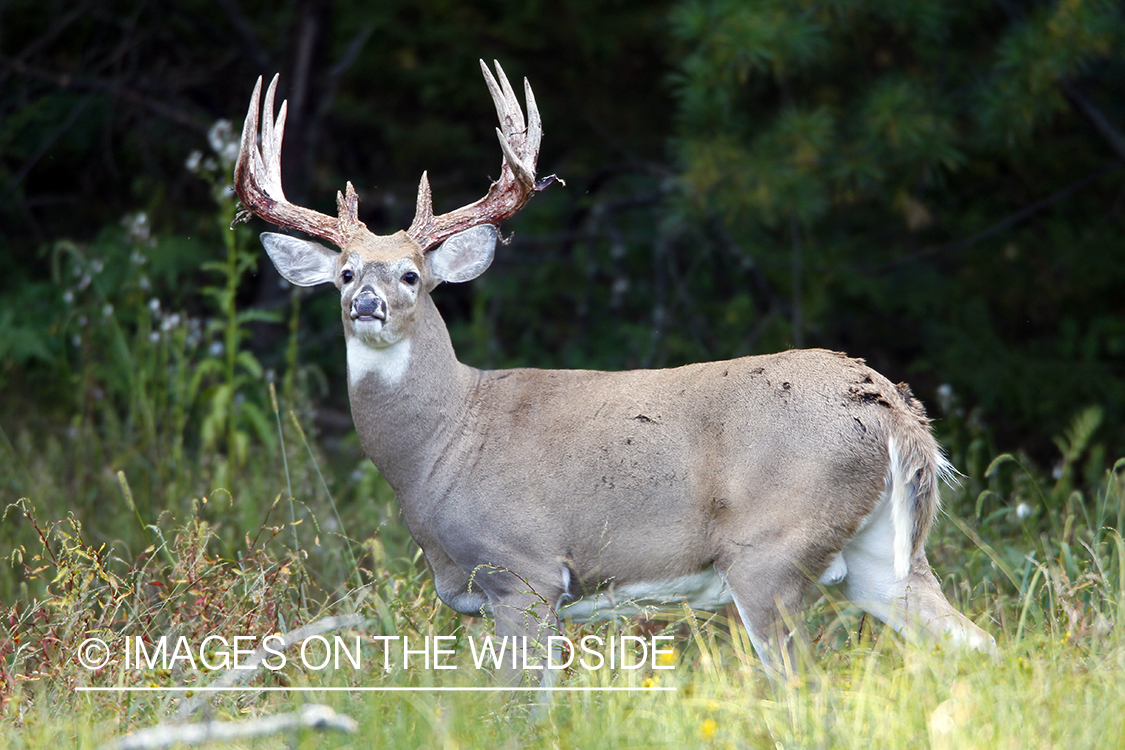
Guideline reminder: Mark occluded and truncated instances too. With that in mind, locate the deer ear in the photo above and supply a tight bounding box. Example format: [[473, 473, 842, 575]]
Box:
[[428, 225, 496, 283], [260, 232, 338, 287]]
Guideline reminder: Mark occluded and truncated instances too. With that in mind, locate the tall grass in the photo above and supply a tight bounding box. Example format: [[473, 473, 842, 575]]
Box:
[[2, 183, 1123, 746], [4, 347, 1123, 748]]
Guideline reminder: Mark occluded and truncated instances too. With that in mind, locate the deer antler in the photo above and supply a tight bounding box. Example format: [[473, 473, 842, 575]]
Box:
[[231, 74, 364, 247], [406, 60, 559, 251]]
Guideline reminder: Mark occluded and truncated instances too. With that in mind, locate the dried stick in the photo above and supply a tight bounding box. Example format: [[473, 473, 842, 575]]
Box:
[[173, 613, 368, 719], [100, 704, 358, 750]]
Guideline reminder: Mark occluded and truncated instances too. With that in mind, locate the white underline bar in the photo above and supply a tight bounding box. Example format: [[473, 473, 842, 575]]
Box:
[[75, 686, 675, 693]]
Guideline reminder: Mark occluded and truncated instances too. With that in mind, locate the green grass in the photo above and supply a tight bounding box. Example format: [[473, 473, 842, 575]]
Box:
[[2, 214, 1123, 746], [3, 393, 1123, 748]]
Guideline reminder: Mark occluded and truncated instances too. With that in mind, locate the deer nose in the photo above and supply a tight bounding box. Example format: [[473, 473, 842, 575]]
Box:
[[351, 290, 387, 322]]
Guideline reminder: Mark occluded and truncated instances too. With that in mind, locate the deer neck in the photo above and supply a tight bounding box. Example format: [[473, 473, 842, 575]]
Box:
[[345, 294, 476, 493]]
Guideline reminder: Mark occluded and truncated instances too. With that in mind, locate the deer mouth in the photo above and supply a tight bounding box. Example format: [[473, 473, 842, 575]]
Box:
[[351, 291, 387, 324], [352, 310, 386, 323]]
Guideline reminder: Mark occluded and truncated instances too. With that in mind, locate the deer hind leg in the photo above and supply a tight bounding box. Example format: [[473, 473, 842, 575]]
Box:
[[721, 557, 811, 686], [893, 558, 995, 650], [840, 498, 995, 651]]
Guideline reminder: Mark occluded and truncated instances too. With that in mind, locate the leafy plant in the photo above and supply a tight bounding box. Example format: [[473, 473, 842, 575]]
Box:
[[186, 121, 278, 483]]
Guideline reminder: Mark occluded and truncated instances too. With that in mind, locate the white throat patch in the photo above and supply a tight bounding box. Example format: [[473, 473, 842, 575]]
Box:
[[347, 337, 411, 386]]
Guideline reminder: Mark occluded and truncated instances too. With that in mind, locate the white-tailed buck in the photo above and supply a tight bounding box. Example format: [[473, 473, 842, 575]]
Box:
[[232, 61, 993, 683]]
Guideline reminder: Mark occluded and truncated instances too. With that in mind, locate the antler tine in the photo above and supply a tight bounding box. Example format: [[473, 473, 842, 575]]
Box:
[[522, 78, 542, 175], [231, 74, 360, 246], [409, 171, 434, 225], [261, 75, 286, 193], [479, 61, 510, 135], [406, 61, 560, 251], [493, 127, 529, 187], [480, 61, 535, 187], [337, 181, 361, 226], [491, 60, 525, 135], [235, 76, 265, 192]]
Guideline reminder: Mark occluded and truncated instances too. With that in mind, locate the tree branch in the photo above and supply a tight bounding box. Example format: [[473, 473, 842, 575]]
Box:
[[0, 57, 211, 133], [995, 0, 1125, 162], [213, 0, 273, 73], [880, 163, 1121, 271], [1062, 81, 1125, 164], [0, 0, 97, 88], [1, 93, 95, 203], [100, 704, 358, 750]]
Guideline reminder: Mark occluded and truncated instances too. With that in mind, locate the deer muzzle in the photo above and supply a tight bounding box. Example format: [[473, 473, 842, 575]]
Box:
[[350, 289, 387, 323]]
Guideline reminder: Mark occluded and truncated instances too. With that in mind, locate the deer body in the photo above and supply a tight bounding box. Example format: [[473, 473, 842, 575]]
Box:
[[354, 337, 888, 603], [233, 62, 993, 684], [347, 298, 967, 650]]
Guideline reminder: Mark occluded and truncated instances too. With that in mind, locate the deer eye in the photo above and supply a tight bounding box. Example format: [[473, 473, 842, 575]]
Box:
[[401, 271, 419, 286], [341, 269, 354, 284]]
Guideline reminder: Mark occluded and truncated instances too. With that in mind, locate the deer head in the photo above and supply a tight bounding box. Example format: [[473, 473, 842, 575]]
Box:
[[232, 61, 557, 353]]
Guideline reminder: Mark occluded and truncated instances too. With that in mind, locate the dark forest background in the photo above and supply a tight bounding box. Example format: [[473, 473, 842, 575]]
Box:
[[2, 0, 1124, 486]]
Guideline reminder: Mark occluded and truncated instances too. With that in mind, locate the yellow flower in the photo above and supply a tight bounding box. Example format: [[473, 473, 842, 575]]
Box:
[[700, 718, 718, 740], [655, 646, 678, 667]]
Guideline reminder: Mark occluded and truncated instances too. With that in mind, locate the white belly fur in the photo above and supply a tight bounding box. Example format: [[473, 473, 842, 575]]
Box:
[[560, 569, 733, 622]]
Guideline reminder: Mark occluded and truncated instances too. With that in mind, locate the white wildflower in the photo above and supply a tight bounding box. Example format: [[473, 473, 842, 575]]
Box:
[[936, 383, 954, 413], [122, 212, 152, 246], [207, 119, 239, 169], [185, 149, 204, 174]]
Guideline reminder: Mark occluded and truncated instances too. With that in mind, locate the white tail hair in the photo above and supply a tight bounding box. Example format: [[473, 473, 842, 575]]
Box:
[[887, 434, 955, 580]]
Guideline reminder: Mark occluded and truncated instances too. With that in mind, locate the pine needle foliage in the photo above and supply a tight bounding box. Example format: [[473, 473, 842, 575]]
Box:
[[668, 0, 1125, 455]]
